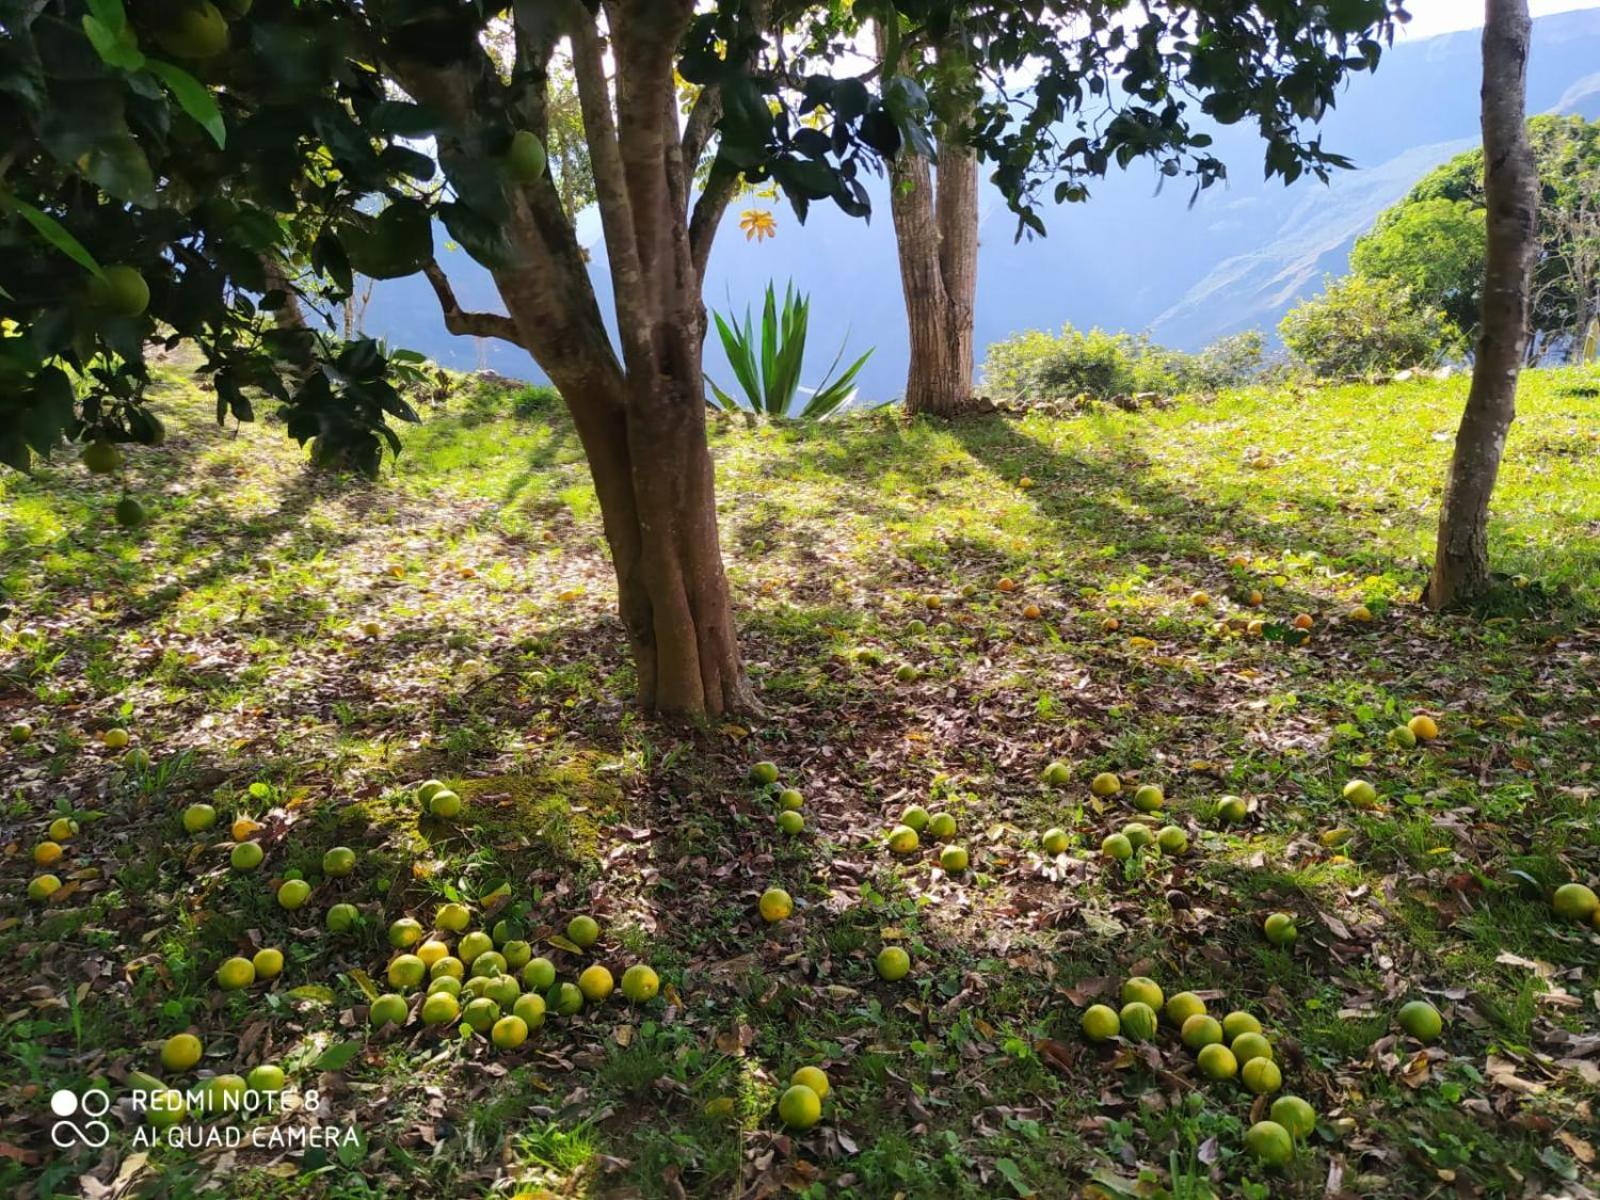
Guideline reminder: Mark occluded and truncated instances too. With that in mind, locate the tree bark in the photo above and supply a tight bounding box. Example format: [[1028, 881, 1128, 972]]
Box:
[[880, 31, 979, 417], [1424, 0, 1538, 610]]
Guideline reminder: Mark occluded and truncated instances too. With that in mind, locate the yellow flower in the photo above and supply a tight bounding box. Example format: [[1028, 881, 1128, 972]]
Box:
[[739, 209, 777, 242]]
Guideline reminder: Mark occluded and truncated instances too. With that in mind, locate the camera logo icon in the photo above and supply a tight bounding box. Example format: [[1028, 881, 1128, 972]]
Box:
[[49, 1089, 111, 1149]]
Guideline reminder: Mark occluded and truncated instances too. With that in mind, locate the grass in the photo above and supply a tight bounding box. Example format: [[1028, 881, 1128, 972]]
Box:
[[1, 360, 1598, 1198]]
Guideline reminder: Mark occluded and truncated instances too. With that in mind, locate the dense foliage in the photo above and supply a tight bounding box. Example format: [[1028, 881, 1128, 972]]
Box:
[[1278, 275, 1456, 379], [981, 326, 1265, 402]]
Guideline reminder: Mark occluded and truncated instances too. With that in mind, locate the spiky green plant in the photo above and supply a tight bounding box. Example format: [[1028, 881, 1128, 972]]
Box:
[[707, 281, 873, 419]]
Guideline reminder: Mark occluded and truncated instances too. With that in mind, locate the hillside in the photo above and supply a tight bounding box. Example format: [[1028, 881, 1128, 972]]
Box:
[[356, 10, 1600, 400], [3, 368, 1599, 1198]]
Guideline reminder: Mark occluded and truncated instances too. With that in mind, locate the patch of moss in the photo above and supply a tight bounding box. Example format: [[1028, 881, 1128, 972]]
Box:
[[451, 753, 623, 864]]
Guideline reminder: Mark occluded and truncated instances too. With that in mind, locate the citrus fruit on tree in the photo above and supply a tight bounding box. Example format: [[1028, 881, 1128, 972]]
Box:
[[567, 915, 601, 948], [181, 804, 217, 834], [777, 1083, 822, 1129], [388, 954, 427, 989], [1241, 1057, 1282, 1095], [1081, 1004, 1120, 1042], [1231, 1032, 1272, 1064], [1270, 1095, 1316, 1140], [80, 440, 123, 474], [513, 992, 546, 1029], [1245, 1120, 1294, 1166], [1121, 977, 1164, 1010], [1165, 992, 1206, 1027], [578, 965, 614, 1002], [1090, 772, 1122, 797], [251, 947, 283, 979], [621, 964, 659, 1003], [389, 918, 424, 948], [1552, 883, 1599, 922], [1132, 784, 1164, 812], [216, 956, 255, 990], [777, 810, 804, 834], [748, 761, 780, 785], [421, 991, 459, 1025], [27, 874, 61, 901], [1407, 715, 1438, 741], [1397, 999, 1442, 1042], [522, 957, 557, 990], [1118, 1001, 1158, 1041], [463, 997, 501, 1032], [246, 1064, 285, 1093], [1101, 833, 1133, 860], [1042, 761, 1071, 786], [1263, 912, 1298, 946], [276, 879, 311, 910], [759, 888, 793, 923], [791, 1066, 830, 1100], [322, 846, 356, 877], [1181, 1014, 1223, 1050], [875, 946, 910, 981], [927, 812, 957, 839], [230, 841, 264, 870], [505, 130, 548, 182], [161, 1033, 203, 1072], [492, 1015, 529, 1049], [370, 993, 409, 1027], [900, 805, 930, 831], [1041, 827, 1069, 855], [887, 824, 919, 854], [1196, 1043, 1237, 1080], [155, 2, 229, 59], [1222, 1011, 1261, 1040]]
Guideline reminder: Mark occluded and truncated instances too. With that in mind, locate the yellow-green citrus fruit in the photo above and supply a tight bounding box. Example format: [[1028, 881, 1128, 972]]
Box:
[[9, 721, 31, 743], [887, 824, 919, 854], [1222, 1011, 1262, 1040], [621, 964, 659, 1003], [161, 1033, 203, 1072], [1121, 977, 1164, 1010], [1407, 715, 1439, 741], [1196, 1043, 1238, 1080], [430, 956, 464, 982], [578, 964, 614, 1002], [777, 810, 805, 835], [1232, 1032, 1272, 1065], [505, 130, 548, 182], [1119, 1001, 1158, 1041], [759, 888, 793, 923], [251, 947, 284, 979], [81, 441, 122, 475], [1342, 779, 1378, 809], [33, 841, 62, 867], [749, 761, 780, 785], [779, 789, 805, 811], [420, 991, 459, 1025], [522, 957, 557, 991], [927, 812, 957, 839], [216, 956, 255, 990], [1132, 784, 1164, 812], [91, 265, 152, 316], [370, 993, 408, 1027], [1101, 833, 1133, 860], [501, 940, 533, 971], [115, 497, 147, 529], [1165, 992, 1206, 1027], [1041, 827, 1070, 855], [777, 1083, 822, 1129], [567, 915, 601, 948], [148, 1088, 187, 1127], [48, 817, 78, 841], [428, 976, 461, 997], [1389, 724, 1417, 748], [462, 997, 500, 1032], [28, 874, 62, 901], [1241, 1056, 1283, 1095], [459, 931, 494, 963], [181, 804, 217, 833], [428, 789, 462, 818], [276, 879, 311, 910], [326, 903, 359, 933], [387, 954, 427, 990], [1245, 1119, 1294, 1166], [1081, 1004, 1120, 1042], [1182, 1014, 1223, 1050], [416, 939, 449, 967], [321, 846, 357, 877], [900, 805, 930, 831], [1271, 1095, 1316, 1140], [246, 1064, 285, 1093], [1155, 825, 1188, 854], [436, 902, 471, 932], [513, 992, 546, 1030], [875, 946, 911, 981], [1552, 883, 1599, 922], [1122, 822, 1153, 850], [1215, 795, 1248, 823], [198, 1074, 248, 1116], [491, 1015, 529, 1049], [1042, 761, 1071, 787], [553, 982, 584, 1016], [230, 841, 264, 871], [156, 2, 229, 59], [1263, 912, 1298, 946], [483, 975, 520, 1007], [939, 845, 969, 872], [1090, 772, 1122, 797], [791, 1066, 830, 1101], [102, 728, 130, 750], [1397, 999, 1443, 1043], [389, 918, 424, 948]]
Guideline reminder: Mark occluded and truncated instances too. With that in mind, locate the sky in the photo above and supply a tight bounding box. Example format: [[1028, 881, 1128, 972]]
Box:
[[1399, 0, 1600, 38]]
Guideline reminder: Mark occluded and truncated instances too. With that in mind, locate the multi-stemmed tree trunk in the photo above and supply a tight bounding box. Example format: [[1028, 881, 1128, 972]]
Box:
[[1424, 0, 1539, 610], [396, 2, 752, 714]]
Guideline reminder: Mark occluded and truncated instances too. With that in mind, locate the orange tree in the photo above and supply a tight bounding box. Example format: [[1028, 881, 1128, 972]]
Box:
[[1, 0, 1407, 715]]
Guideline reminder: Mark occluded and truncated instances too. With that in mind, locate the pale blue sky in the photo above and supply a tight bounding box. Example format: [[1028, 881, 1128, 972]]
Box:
[[1401, 0, 1600, 38]]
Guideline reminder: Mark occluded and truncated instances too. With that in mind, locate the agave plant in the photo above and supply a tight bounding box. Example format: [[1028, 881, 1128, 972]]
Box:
[[707, 281, 873, 419]]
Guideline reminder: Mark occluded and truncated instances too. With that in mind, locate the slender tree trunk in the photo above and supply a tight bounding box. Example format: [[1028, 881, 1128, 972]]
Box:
[[1424, 0, 1538, 610]]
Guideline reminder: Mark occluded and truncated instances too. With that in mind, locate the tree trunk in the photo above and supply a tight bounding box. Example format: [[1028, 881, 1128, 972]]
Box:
[[1424, 0, 1538, 610]]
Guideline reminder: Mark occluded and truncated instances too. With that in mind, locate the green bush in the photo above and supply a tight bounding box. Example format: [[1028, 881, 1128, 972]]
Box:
[[1278, 275, 1458, 379], [981, 325, 1264, 404]]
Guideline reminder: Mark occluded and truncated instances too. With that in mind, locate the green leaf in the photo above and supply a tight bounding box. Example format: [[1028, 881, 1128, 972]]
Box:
[[145, 60, 225, 149], [0, 193, 104, 279], [82, 16, 145, 71], [85, 0, 127, 35], [314, 1040, 363, 1071]]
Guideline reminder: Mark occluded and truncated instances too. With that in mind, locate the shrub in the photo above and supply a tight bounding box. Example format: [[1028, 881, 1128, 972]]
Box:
[[1278, 276, 1458, 379], [981, 325, 1265, 404]]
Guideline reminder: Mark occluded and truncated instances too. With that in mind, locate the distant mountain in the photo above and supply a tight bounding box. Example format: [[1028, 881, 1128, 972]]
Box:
[[360, 9, 1600, 402]]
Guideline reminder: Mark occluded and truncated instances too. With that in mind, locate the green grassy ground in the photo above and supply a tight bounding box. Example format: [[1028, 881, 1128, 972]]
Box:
[[2, 362, 1598, 1200]]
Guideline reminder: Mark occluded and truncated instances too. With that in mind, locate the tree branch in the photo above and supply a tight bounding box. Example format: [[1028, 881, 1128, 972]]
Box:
[[422, 259, 522, 344]]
